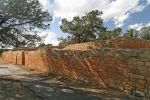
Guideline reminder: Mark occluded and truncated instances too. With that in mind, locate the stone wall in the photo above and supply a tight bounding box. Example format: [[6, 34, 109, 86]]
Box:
[[2, 51, 16, 63], [64, 37, 150, 51], [24, 49, 49, 73], [2, 51, 25, 65], [2, 48, 150, 99]]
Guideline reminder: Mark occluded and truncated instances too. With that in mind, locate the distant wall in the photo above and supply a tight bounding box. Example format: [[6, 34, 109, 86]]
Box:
[[64, 37, 150, 51], [2, 51, 16, 63], [2, 50, 25, 65], [0, 49, 9, 56], [24, 49, 49, 73]]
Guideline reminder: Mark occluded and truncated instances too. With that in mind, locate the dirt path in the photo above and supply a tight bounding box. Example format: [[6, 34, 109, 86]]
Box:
[[0, 58, 133, 100]]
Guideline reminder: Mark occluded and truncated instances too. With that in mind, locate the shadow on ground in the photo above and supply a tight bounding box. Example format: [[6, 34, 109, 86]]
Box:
[[0, 74, 133, 100], [0, 59, 133, 100]]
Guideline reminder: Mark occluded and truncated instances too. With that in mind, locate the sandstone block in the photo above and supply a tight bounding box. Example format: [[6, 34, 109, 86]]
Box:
[[128, 58, 137, 65], [147, 77, 150, 82], [140, 71, 150, 77], [135, 80, 146, 89], [138, 66, 147, 71], [137, 61, 145, 66], [133, 74, 145, 80], [148, 67, 150, 72], [145, 62, 150, 67]]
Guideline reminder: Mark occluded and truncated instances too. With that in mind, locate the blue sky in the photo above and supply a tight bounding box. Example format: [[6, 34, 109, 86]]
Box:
[[38, 0, 150, 45]]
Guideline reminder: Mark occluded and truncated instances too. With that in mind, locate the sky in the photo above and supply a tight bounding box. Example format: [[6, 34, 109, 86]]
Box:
[[38, 0, 150, 46]]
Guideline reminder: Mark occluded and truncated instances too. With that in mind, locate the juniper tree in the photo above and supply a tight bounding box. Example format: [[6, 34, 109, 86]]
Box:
[[0, 0, 52, 48]]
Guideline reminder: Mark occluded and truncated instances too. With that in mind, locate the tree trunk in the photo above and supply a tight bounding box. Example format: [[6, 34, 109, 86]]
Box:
[[75, 33, 81, 43]]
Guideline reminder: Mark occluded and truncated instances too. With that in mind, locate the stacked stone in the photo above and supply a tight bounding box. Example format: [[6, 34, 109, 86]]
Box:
[[2, 45, 150, 99]]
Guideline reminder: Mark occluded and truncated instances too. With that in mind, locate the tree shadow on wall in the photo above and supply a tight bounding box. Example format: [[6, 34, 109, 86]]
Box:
[[40, 49, 108, 88], [41, 49, 130, 89]]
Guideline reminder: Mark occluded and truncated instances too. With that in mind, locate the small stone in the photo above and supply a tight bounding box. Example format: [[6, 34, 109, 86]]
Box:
[[145, 62, 150, 67], [135, 80, 146, 89], [140, 71, 150, 77], [137, 62, 145, 66], [138, 66, 147, 71], [128, 58, 137, 65], [134, 90, 145, 97], [147, 77, 150, 82], [133, 74, 145, 80], [148, 67, 150, 72]]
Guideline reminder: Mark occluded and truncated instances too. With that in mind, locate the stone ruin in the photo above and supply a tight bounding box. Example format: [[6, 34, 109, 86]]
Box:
[[2, 37, 150, 99]]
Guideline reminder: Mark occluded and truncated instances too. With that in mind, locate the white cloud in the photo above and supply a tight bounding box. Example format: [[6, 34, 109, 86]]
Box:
[[38, 0, 148, 27], [37, 0, 149, 45], [53, 0, 106, 20], [52, 0, 146, 27], [58, 21, 62, 26], [39, 0, 150, 45], [39, 0, 53, 12], [39, 31, 59, 46], [129, 22, 150, 31], [146, 23, 150, 26], [130, 5, 145, 13], [147, 0, 150, 4], [129, 23, 144, 31], [114, 14, 129, 27]]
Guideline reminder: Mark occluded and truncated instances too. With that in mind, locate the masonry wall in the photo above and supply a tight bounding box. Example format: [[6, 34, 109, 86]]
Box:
[[2, 51, 16, 63], [24, 49, 49, 73], [2, 48, 150, 99], [41, 48, 149, 99], [64, 37, 150, 51]]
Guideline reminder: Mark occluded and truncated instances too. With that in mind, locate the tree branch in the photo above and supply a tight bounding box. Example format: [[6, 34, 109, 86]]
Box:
[[0, 16, 10, 26], [8, 20, 34, 28]]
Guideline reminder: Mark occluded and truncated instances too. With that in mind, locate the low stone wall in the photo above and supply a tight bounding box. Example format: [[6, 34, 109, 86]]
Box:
[[2, 51, 15, 63], [24, 49, 49, 73], [44, 48, 150, 99], [64, 37, 150, 50], [2, 48, 150, 99], [2, 51, 25, 65]]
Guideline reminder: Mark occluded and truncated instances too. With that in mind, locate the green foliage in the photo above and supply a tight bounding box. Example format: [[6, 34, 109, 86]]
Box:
[[99, 29, 112, 40], [60, 10, 105, 44], [99, 27, 122, 40], [111, 27, 122, 38], [57, 36, 73, 47], [0, 0, 52, 48], [59, 10, 150, 46], [59, 10, 123, 46], [124, 29, 139, 38], [140, 26, 150, 40]]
